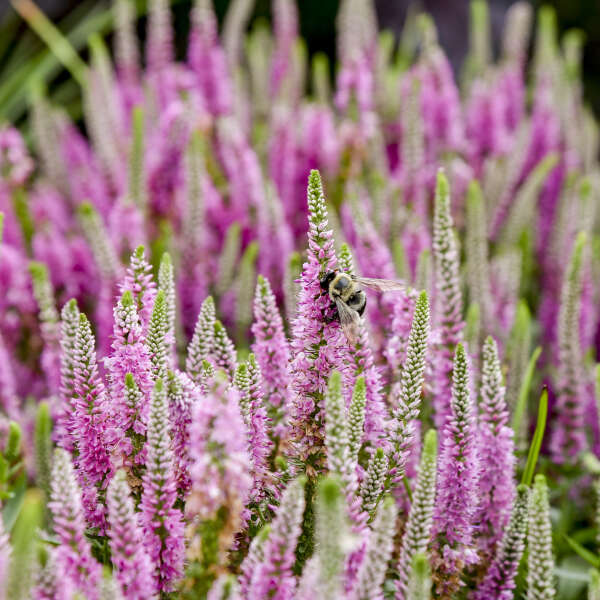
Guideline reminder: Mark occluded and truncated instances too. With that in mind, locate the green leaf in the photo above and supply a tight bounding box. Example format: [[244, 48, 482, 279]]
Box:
[[2, 471, 26, 532], [512, 345, 542, 437], [563, 535, 600, 568], [521, 387, 548, 486]]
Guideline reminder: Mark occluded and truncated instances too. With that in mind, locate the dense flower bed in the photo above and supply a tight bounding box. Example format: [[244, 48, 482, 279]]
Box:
[[0, 0, 599, 598]]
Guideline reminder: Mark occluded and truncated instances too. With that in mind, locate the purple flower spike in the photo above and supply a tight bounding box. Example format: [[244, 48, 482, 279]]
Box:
[[140, 379, 185, 591], [248, 477, 306, 600], [187, 375, 252, 523], [431, 170, 464, 431], [105, 290, 154, 463], [473, 485, 529, 600], [551, 232, 587, 462], [107, 469, 156, 599], [251, 275, 292, 436], [119, 246, 157, 336], [49, 448, 102, 599], [289, 170, 350, 468], [72, 313, 113, 529], [432, 343, 479, 597], [476, 336, 516, 555]]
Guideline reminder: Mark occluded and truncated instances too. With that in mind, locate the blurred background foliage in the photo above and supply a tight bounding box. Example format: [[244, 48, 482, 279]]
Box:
[[0, 0, 598, 131]]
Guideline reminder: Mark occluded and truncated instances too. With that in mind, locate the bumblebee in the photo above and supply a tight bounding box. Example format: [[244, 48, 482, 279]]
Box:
[[320, 270, 406, 343]]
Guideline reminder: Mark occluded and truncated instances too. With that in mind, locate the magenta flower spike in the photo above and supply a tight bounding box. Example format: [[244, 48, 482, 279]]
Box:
[[251, 275, 292, 435], [166, 369, 199, 494], [188, 0, 233, 116], [107, 469, 156, 599], [29, 261, 61, 395], [119, 246, 157, 336], [473, 485, 529, 600], [248, 477, 306, 600], [432, 343, 479, 596], [186, 295, 216, 386], [288, 170, 350, 468], [105, 290, 154, 461], [256, 183, 294, 294], [140, 379, 184, 591], [388, 291, 431, 487], [234, 355, 274, 500], [72, 312, 113, 529], [476, 336, 516, 555], [146, 0, 174, 74], [431, 170, 464, 430], [211, 320, 237, 379], [551, 232, 587, 462], [56, 299, 80, 451], [31, 548, 76, 600], [0, 125, 34, 191], [270, 0, 299, 99], [48, 448, 102, 599], [186, 374, 252, 537]]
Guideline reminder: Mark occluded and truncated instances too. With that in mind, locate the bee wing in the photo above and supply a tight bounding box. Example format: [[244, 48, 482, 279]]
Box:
[[335, 298, 360, 345], [351, 276, 407, 293]]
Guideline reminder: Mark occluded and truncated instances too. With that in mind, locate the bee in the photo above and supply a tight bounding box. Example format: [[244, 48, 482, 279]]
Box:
[[320, 270, 407, 344]]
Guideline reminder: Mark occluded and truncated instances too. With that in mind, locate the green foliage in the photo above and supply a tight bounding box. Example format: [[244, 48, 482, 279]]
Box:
[[1, 420, 26, 533], [34, 401, 52, 504], [521, 387, 548, 486]]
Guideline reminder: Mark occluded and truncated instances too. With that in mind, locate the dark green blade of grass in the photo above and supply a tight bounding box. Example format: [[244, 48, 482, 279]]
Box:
[[512, 345, 542, 438], [521, 386, 548, 487]]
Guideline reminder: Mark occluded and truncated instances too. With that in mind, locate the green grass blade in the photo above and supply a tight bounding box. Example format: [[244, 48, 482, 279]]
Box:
[[521, 387, 548, 486], [563, 534, 600, 568], [11, 0, 88, 87], [512, 345, 542, 437]]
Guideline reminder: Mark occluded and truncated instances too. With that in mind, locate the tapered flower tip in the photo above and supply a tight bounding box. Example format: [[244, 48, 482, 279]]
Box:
[[29, 261, 49, 281], [454, 342, 466, 362], [159, 252, 172, 268], [533, 473, 547, 487], [133, 245, 145, 260], [78, 202, 95, 217], [5, 421, 21, 458], [121, 290, 134, 307], [516, 483, 529, 497], [416, 289, 429, 309], [78, 312, 89, 327], [328, 370, 342, 392], [153, 289, 166, 308], [435, 169, 449, 201], [423, 428, 437, 455], [467, 179, 483, 202], [308, 169, 323, 190], [354, 374, 365, 395], [374, 447, 385, 460], [318, 475, 342, 505], [411, 553, 430, 580], [64, 298, 78, 312]]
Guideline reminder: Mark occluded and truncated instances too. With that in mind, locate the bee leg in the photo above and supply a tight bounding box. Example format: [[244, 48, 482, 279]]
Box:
[[322, 302, 338, 324]]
